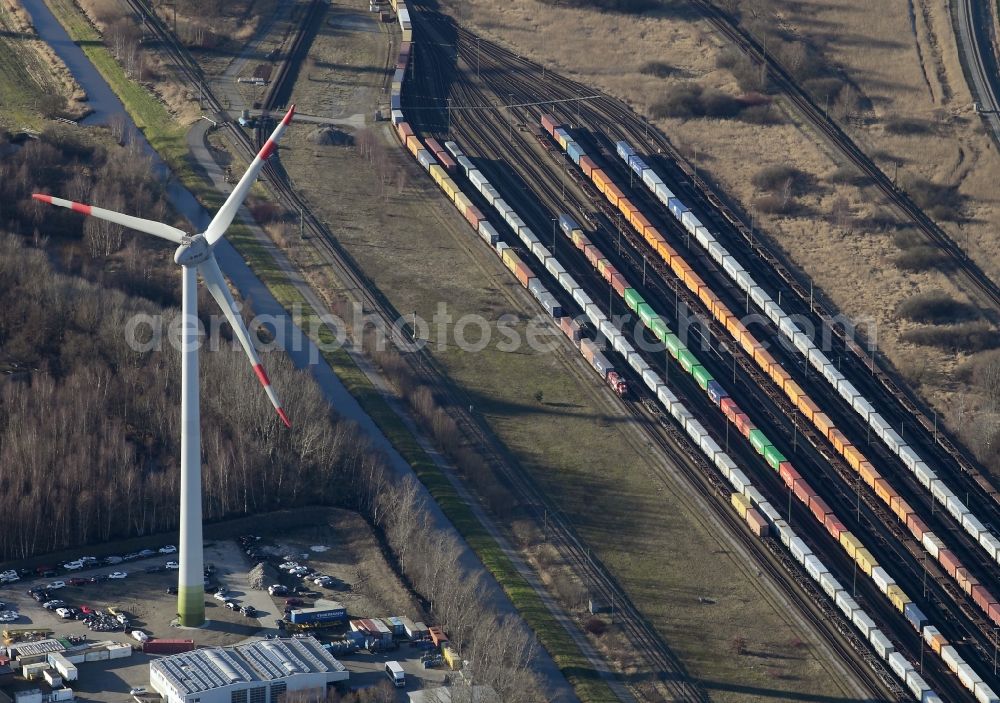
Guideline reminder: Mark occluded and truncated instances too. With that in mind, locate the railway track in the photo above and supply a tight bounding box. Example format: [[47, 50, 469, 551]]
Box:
[[431, 15, 1000, 553], [122, 2, 711, 699], [411, 12, 912, 701], [406, 11, 1000, 699]]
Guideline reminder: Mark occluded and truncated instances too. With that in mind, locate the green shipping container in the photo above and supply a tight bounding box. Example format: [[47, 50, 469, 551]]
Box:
[[692, 365, 713, 390], [678, 349, 697, 373], [764, 445, 787, 471], [649, 317, 669, 342], [624, 288, 643, 313], [637, 303, 656, 327], [749, 428, 771, 456], [665, 334, 682, 358]]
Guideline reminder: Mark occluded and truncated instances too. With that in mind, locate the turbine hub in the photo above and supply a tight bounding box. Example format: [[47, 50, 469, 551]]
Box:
[[174, 234, 211, 266]]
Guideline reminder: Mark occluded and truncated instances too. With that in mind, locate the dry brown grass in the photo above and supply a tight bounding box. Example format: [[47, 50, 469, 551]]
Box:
[[1, 0, 87, 116], [441, 0, 1000, 475]]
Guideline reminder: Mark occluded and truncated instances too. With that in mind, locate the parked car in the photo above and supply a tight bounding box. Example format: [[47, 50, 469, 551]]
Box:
[[225, 600, 240, 611], [165, 561, 179, 570], [129, 688, 147, 695], [108, 572, 127, 580], [68, 577, 88, 586], [55, 607, 73, 619], [46, 581, 66, 590], [62, 561, 83, 571], [138, 549, 156, 558], [166, 586, 177, 595], [79, 556, 97, 563], [90, 574, 109, 583], [213, 589, 228, 601], [104, 556, 123, 565], [42, 600, 66, 610], [159, 545, 177, 554], [268, 585, 288, 596], [132, 630, 149, 643], [240, 605, 256, 617], [80, 606, 95, 615]]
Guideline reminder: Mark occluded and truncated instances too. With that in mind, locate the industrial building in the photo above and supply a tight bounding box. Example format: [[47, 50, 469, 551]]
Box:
[[149, 636, 348, 703]]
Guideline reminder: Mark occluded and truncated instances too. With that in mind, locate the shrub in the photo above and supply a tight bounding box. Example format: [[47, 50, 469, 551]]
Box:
[[894, 245, 953, 272], [738, 104, 783, 125], [902, 176, 962, 221], [539, 0, 657, 11], [753, 194, 795, 215], [827, 164, 868, 187], [701, 90, 745, 118], [650, 85, 704, 119], [584, 617, 608, 636], [896, 291, 978, 323], [640, 61, 675, 78], [885, 117, 932, 135], [901, 323, 1000, 352], [892, 228, 924, 250], [752, 164, 804, 192]]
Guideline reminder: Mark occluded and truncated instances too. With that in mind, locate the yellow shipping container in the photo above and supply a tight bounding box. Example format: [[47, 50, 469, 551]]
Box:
[[854, 548, 877, 576], [442, 644, 462, 670], [428, 164, 446, 187], [502, 248, 517, 272], [454, 191, 472, 214], [731, 492, 751, 519], [840, 531, 862, 559], [402, 28, 413, 42], [887, 584, 910, 612], [440, 178, 458, 202]]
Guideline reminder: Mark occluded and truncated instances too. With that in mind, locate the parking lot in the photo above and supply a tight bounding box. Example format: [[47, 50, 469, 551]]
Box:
[[0, 509, 452, 700]]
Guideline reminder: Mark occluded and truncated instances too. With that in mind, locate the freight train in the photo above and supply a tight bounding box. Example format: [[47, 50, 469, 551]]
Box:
[[381, 8, 974, 700], [615, 138, 1000, 617], [543, 115, 998, 703]]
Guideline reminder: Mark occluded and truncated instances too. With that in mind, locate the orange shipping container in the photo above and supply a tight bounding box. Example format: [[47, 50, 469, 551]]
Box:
[[712, 298, 730, 321], [670, 257, 691, 281], [814, 413, 836, 442], [655, 241, 674, 265], [579, 155, 597, 177], [619, 199, 639, 224], [955, 567, 975, 595], [683, 269, 705, 294], [607, 184, 625, 208], [799, 396, 821, 423], [858, 461, 879, 489], [754, 347, 775, 375], [828, 429, 849, 454], [407, 135, 422, 156], [891, 496, 914, 523], [873, 477, 893, 504], [907, 514, 929, 541], [843, 445, 865, 472], [699, 287, 716, 313], [592, 169, 610, 195], [769, 365, 791, 393], [784, 380, 806, 407]]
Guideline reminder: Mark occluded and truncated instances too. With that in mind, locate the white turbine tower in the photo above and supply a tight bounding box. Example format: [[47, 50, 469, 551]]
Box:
[[33, 105, 297, 627]]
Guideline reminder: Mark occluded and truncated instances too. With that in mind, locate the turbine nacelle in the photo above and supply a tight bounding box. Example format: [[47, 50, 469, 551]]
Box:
[[174, 234, 211, 267]]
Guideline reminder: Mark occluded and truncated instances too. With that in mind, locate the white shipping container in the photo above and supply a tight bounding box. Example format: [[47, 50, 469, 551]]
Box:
[[964, 514, 986, 542], [922, 625, 941, 647], [572, 288, 591, 310], [468, 169, 489, 189], [871, 566, 894, 593], [853, 397, 876, 423], [905, 670, 930, 700], [779, 316, 798, 339], [882, 428, 905, 454], [681, 211, 701, 235], [789, 536, 810, 563], [558, 271, 579, 295], [763, 300, 783, 325], [736, 270, 754, 292], [958, 663, 981, 690], [852, 610, 876, 639], [708, 241, 726, 265], [642, 368, 660, 392], [940, 645, 961, 672], [774, 520, 795, 548], [822, 363, 844, 387], [898, 445, 920, 471], [749, 285, 770, 310], [837, 378, 859, 405], [518, 226, 539, 249], [729, 469, 751, 495], [612, 333, 630, 357], [715, 453, 738, 481], [545, 256, 566, 279], [685, 418, 708, 445], [722, 256, 743, 280], [744, 486, 766, 508], [974, 681, 1000, 703], [980, 533, 1000, 562], [654, 182, 674, 204], [585, 303, 605, 329], [836, 590, 858, 619], [808, 347, 827, 371], [930, 479, 951, 504], [887, 651, 908, 679], [947, 494, 969, 522], [700, 435, 721, 462], [820, 571, 842, 599], [531, 242, 551, 264], [869, 629, 894, 659], [758, 501, 782, 524], [629, 354, 650, 378], [642, 168, 661, 190], [914, 461, 935, 489], [793, 331, 813, 355], [657, 385, 677, 408], [804, 554, 826, 581], [922, 533, 944, 559], [494, 198, 513, 218]]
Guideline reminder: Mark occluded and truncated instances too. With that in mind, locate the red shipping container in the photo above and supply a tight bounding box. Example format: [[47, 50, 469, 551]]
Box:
[[560, 317, 582, 343], [825, 515, 846, 541], [793, 480, 815, 505], [584, 245, 601, 267], [989, 602, 1000, 626], [779, 462, 800, 489], [735, 413, 753, 438], [972, 584, 996, 612], [939, 549, 960, 578], [580, 338, 598, 364], [425, 137, 445, 158], [541, 114, 558, 137], [600, 262, 617, 284], [720, 397, 738, 423], [464, 205, 485, 230], [610, 272, 628, 297], [514, 261, 533, 288], [746, 508, 769, 538], [907, 514, 929, 541], [809, 495, 832, 523], [579, 155, 596, 177], [439, 153, 457, 172]]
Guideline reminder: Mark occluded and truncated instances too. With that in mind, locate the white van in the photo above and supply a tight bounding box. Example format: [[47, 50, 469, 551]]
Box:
[[384, 660, 405, 688]]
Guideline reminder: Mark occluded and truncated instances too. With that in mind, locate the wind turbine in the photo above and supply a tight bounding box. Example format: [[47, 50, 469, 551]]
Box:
[[33, 105, 297, 627]]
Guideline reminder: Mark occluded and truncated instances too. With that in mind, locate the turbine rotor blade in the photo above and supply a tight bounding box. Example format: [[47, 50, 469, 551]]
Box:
[[203, 105, 296, 247], [198, 254, 290, 427], [32, 193, 185, 244]]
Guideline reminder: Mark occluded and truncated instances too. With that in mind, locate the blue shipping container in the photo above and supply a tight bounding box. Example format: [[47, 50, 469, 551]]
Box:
[[668, 197, 688, 219], [616, 140, 635, 161], [628, 154, 646, 176], [567, 142, 585, 165], [706, 380, 728, 406], [390, 94, 401, 110], [592, 352, 613, 379], [289, 607, 347, 625], [904, 603, 927, 631], [559, 213, 581, 236]]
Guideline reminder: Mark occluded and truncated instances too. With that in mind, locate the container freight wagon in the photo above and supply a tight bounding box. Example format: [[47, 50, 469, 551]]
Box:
[[610, 140, 1000, 634], [288, 601, 347, 625], [142, 639, 195, 655]]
